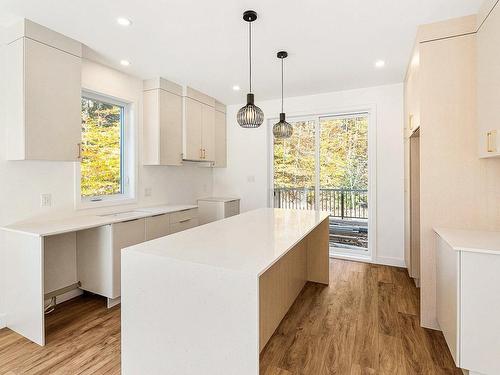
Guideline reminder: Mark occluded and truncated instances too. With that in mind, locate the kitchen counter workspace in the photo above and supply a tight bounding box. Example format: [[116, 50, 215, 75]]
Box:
[[2, 204, 197, 236], [0, 203, 198, 346], [121, 208, 330, 375]]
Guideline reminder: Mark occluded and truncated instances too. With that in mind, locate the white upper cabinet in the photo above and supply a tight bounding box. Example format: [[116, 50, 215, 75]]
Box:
[[183, 86, 220, 163], [143, 78, 183, 166], [477, 2, 500, 158], [201, 103, 216, 161], [5, 19, 82, 161], [214, 101, 227, 167]]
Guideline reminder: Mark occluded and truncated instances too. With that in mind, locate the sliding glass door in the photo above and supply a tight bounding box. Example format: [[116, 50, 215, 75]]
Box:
[[319, 114, 369, 255], [271, 113, 370, 257], [273, 118, 316, 210]]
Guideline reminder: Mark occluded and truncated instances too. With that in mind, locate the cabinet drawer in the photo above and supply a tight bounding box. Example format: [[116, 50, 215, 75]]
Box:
[[145, 214, 171, 240], [170, 218, 199, 234], [170, 208, 198, 224], [225, 200, 240, 218]]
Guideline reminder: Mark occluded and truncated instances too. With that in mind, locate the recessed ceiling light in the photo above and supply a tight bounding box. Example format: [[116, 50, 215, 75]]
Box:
[[375, 60, 385, 68], [120, 60, 131, 66], [232, 85, 241, 91], [117, 17, 132, 27]]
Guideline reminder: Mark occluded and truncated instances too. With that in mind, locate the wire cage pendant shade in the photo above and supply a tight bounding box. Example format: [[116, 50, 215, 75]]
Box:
[[237, 93, 264, 128], [273, 112, 293, 138], [273, 51, 293, 139], [237, 10, 264, 128]]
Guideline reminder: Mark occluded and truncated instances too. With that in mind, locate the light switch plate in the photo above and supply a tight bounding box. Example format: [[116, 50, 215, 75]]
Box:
[[40, 193, 52, 207]]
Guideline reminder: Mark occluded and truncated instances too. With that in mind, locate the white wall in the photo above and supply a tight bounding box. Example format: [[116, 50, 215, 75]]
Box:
[[0, 56, 213, 321], [213, 83, 405, 266]]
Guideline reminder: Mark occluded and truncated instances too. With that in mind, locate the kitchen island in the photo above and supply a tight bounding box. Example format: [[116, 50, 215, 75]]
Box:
[[121, 208, 330, 375]]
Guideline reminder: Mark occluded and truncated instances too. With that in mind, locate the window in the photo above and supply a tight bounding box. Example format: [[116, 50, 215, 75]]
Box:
[[78, 92, 133, 205]]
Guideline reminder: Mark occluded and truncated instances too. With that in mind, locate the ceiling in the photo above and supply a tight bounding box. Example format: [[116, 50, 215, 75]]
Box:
[[0, 0, 482, 104]]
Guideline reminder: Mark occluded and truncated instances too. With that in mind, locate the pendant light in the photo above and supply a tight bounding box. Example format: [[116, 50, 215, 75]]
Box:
[[273, 51, 293, 139], [237, 10, 264, 128]]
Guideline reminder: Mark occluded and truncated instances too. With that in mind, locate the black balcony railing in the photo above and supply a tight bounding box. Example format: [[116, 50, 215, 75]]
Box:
[[273, 188, 368, 220]]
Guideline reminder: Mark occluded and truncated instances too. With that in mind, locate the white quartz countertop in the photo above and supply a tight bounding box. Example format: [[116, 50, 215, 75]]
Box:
[[197, 196, 240, 202], [1, 204, 197, 237], [434, 227, 500, 255], [124, 208, 330, 276]]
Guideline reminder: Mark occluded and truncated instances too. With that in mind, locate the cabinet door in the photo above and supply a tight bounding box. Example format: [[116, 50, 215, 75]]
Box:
[[111, 219, 145, 298], [170, 218, 199, 234], [201, 104, 216, 161], [460, 251, 500, 375], [477, 3, 500, 158], [160, 91, 183, 165], [77, 226, 113, 298], [214, 110, 227, 167], [184, 97, 203, 161], [24, 38, 81, 161], [145, 214, 171, 240]]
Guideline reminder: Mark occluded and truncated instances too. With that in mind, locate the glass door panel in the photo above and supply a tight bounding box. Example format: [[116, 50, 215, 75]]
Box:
[[319, 114, 369, 253], [273, 120, 316, 210]]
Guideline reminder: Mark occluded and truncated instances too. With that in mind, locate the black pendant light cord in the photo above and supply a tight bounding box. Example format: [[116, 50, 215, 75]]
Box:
[[281, 57, 284, 113], [249, 22, 252, 93]]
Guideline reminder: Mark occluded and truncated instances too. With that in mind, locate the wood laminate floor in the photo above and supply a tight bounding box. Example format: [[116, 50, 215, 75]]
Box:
[[0, 259, 460, 375]]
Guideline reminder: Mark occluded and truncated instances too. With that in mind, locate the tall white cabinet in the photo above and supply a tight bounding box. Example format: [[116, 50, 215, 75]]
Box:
[[477, 1, 500, 158], [4, 19, 82, 161]]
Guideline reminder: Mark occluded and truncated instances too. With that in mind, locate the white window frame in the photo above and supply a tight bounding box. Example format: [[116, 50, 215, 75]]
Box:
[[74, 90, 137, 209], [267, 105, 377, 263]]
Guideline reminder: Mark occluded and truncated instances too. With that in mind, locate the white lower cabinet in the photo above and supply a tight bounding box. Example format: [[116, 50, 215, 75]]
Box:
[[170, 208, 199, 234], [111, 219, 146, 298], [197, 198, 240, 225], [77, 209, 199, 303], [145, 214, 171, 240], [436, 230, 500, 375], [77, 218, 145, 300]]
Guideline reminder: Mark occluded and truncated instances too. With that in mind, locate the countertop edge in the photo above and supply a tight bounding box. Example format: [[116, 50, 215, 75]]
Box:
[[434, 227, 500, 255], [1, 204, 199, 237]]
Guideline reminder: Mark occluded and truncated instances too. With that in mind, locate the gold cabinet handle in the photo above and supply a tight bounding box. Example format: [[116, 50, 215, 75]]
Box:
[[203, 149, 206, 159], [487, 130, 497, 153]]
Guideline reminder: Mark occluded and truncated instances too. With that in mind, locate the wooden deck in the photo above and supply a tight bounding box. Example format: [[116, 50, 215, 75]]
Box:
[[0, 259, 459, 374]]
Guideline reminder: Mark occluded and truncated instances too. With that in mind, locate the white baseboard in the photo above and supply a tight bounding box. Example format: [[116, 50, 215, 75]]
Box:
[[331, 253, 406, 268], [331, 252, 371, 263], [373, 256, 406, 268], [45, 288, 83, 306], [0, 313, 6, 329]]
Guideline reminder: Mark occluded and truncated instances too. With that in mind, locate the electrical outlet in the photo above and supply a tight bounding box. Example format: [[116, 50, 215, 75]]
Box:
[[145, 187, 152, 197], [40, 193, 52, 207]]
